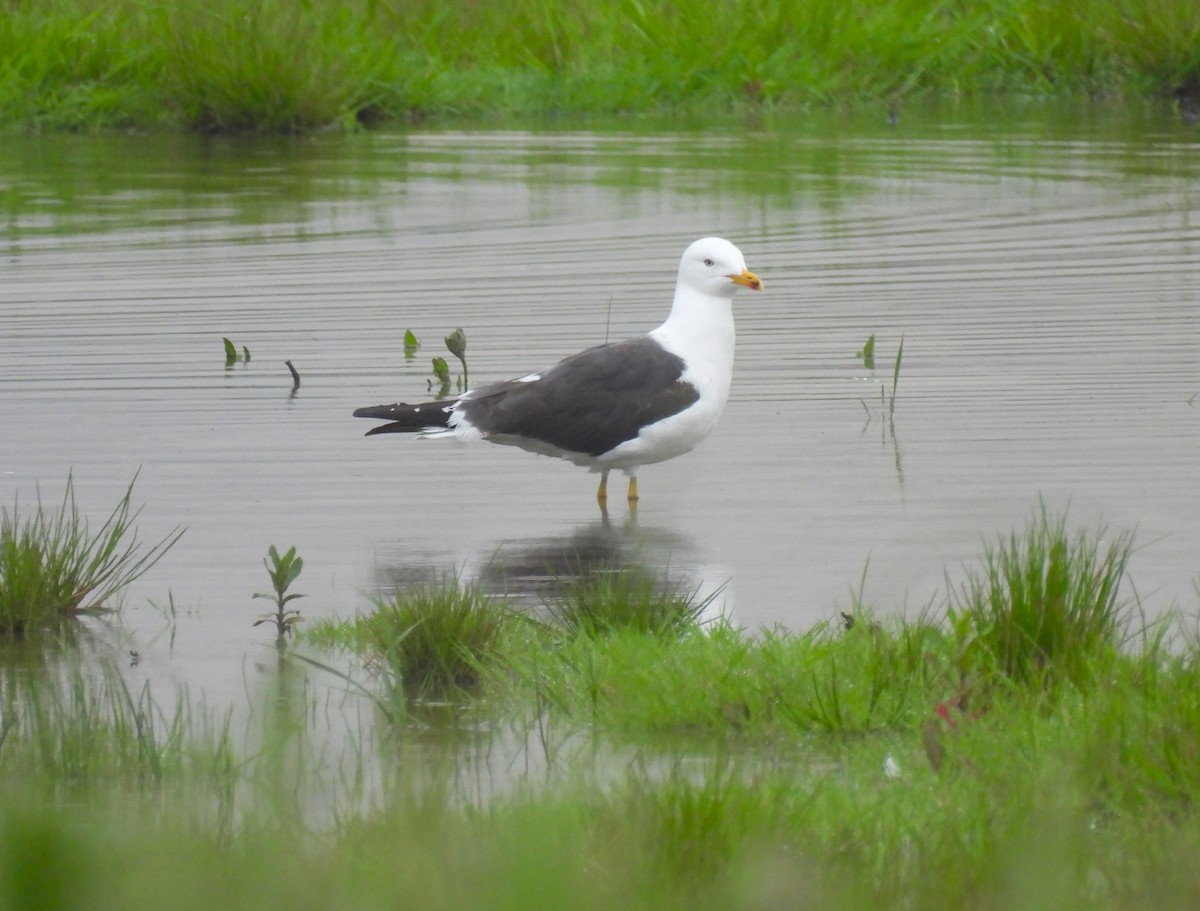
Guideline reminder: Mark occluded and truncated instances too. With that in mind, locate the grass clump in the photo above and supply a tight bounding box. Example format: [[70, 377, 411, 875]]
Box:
[[0, 0, 162, 132], [522, 612, 952, 738], [948, 500, 1135, 689], [155, 0, 404, 133], [308, 577, 518, 699], [0, 475, 183, 637]]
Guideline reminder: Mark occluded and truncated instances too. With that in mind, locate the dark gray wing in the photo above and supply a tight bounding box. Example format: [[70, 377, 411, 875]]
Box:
[[459, 336, 699, 457]]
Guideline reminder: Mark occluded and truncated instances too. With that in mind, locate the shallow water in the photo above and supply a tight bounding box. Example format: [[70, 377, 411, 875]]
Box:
[[2, 106, 1199, 714]]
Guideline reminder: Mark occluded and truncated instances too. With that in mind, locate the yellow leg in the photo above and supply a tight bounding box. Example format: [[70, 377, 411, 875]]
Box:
[[627, 477, 639, 502], [596, 472, 609, 504]]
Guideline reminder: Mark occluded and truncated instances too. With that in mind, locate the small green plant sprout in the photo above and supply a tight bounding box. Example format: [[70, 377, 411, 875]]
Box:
[[444, 328, 468, 388], [403, 329, 421, 360], [222, 337, 250, 366], [423, 329, 469, 396], [431, 356, 450, 385], [253, 545, 304, 640], [429, 356, 452, 398], [857, 334, 876, 370], [857, 335, 904, 422], [887, 336, 904, 419]]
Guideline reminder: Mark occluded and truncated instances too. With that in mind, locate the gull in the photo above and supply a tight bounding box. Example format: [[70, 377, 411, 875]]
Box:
[[353, 237, 763, 505]]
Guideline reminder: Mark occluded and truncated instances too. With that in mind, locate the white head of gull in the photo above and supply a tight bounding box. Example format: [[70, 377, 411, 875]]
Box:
[[353, 237, 763, 507]]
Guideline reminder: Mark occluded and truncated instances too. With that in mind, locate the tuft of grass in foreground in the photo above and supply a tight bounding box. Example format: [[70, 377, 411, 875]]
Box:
[[5, 673, 1200, 911], [1, 0, 1200, 132], [0, 475, 184, 637], [306, 576, 519, 699], [948, 499, 1135, 689]]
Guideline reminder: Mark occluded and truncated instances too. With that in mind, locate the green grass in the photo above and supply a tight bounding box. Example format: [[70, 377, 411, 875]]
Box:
[[4, 685, 1200, 910], [1, 0, 1198, 132], [154, 0, 405, 133], [0, 475, 184, 636], [305, 575, 520, 699], [948, 499, 1135, 689], [515, 615, 952, 737]]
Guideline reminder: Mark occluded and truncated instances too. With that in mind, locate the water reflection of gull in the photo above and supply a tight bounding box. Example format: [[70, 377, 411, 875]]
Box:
[[370, 518, 732, 625]]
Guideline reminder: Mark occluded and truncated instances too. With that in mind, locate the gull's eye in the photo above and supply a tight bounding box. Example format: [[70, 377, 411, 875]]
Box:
[[703, 258, 715, 267]]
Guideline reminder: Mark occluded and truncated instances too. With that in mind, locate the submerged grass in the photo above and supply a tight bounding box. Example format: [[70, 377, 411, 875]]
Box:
[[0, 658, 237, 811], [1, 0, 1198, 132]]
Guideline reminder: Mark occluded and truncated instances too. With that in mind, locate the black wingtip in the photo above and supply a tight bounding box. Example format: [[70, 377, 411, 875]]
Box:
[[354, 400, 453, 434], [353, 404, 394, 419], [364, 423, 409, 436]]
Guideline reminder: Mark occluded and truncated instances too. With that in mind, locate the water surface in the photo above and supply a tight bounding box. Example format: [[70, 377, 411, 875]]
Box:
[[2, 107, 1198, 713]]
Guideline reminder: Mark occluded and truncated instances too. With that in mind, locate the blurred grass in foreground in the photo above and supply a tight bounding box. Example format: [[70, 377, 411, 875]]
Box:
[[3, 498, 1200, 908]]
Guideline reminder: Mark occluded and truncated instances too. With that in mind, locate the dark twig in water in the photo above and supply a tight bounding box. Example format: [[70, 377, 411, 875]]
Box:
[[285, 360, 300, 389]]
